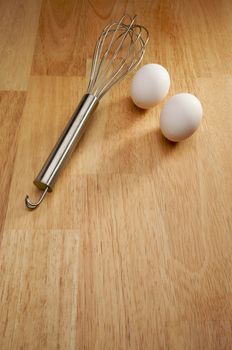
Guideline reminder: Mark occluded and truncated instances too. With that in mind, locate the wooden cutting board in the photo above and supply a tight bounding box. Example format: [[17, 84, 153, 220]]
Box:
[[0, 0, 232, 349]]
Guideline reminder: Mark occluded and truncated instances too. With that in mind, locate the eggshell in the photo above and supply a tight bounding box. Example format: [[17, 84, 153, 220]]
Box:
[[131, 64, 170, 109], [160, 93, 203, 142]]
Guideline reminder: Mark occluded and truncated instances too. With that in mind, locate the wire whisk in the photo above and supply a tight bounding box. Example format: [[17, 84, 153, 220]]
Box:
[[25, 14, 149, 209]]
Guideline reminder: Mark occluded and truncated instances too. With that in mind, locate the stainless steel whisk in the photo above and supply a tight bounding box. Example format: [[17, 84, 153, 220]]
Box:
[[25, 14, 149, 209]]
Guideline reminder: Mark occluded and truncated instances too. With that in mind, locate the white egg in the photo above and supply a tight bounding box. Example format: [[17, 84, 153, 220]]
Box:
[[160, 93, 203, 142], [131, 64, 170, 109]]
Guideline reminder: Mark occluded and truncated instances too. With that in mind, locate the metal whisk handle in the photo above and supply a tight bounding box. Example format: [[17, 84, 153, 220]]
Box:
[[25, 94, 98, 209]]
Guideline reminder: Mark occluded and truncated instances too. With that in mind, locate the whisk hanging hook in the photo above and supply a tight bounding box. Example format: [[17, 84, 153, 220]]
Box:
[[25, 187, 49, 210]]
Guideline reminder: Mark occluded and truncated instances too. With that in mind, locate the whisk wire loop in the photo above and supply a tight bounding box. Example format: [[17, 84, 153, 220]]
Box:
[[87, 14, 149, 99], [97, 24, 146, 97], [94, 16, 137, 91], [88, 15, 128, 93]]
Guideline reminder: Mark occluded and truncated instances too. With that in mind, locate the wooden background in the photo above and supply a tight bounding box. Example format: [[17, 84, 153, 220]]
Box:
[[0, 0, 232, 349]]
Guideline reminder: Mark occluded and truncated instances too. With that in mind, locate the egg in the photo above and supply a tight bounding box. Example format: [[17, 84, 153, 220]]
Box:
[[160, 93, 203, 142], [131, 64, 170, 109]]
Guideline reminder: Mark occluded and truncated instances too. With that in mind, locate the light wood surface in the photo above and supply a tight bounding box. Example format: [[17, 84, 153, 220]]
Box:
[[1, 1, 232, 349], [0, 0, 42, 90]]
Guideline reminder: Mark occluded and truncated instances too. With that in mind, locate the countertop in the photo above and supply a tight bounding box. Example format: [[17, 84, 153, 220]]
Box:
[[0, 0, 232, 349]]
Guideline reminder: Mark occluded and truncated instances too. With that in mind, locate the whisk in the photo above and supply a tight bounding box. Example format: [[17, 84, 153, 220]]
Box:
[[25, 14, 149, 209]]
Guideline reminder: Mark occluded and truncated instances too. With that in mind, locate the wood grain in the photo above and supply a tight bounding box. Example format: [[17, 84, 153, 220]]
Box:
[[0, 92, 26, 235], [31, 0, 127, 76], [1, 0, 232, 349], [0, 229, 79, 349], [0, 0, 42, 90]]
